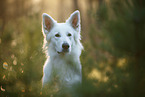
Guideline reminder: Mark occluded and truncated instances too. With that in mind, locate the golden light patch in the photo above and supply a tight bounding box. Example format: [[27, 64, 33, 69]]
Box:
[[13, 59, 17, 65], [88, 69, 101, 80], [117, 58, 126, 67]]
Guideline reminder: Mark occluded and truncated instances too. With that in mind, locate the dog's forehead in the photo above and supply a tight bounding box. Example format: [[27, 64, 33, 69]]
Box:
[[52, 23, 73, 33]]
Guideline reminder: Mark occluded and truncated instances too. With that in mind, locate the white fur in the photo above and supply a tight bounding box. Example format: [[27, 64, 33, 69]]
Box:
[[42, 10, 83, 88]]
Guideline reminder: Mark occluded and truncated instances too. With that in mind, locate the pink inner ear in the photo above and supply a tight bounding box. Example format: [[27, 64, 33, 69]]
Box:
[[45, 17, 52, 31], [72, 15, 78, 28]]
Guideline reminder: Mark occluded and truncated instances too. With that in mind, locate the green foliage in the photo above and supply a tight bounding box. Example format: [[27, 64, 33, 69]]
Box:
[[81, 0, 145, 97], [0, 14, 45, 96]]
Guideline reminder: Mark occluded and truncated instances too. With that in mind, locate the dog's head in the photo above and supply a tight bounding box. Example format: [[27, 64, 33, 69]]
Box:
[[42, 10, 81, 55]]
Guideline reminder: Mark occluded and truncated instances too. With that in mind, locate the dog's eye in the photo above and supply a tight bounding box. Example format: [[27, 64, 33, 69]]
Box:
[[67, 33, 72, 37], [55, 34, 61, 37]]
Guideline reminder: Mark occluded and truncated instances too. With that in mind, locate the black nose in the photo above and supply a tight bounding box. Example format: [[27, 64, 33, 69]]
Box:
[[62, 43, 69, 49]]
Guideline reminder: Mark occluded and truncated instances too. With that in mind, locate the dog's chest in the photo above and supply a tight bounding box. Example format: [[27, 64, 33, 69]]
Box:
[[51, 57, 80, 85]]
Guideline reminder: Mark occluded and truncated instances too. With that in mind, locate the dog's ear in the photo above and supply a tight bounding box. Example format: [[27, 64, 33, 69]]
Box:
[[42, 13, 56, 35], [66, 10, 81, 31]]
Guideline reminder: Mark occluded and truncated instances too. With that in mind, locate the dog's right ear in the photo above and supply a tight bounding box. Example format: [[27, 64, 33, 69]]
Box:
[[42, 13, 56, 35]]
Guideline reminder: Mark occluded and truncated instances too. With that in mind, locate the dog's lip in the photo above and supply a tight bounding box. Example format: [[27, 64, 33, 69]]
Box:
[[57, 51, 66, 55], [57, 50, 69, 54]]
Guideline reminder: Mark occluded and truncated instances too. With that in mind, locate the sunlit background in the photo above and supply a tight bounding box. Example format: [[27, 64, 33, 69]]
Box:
[[0, 0, 145, 97]]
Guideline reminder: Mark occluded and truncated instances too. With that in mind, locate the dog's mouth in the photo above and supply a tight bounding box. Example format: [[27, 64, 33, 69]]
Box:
[[57, 51, 66, 55], [57, 49, 69, 55]]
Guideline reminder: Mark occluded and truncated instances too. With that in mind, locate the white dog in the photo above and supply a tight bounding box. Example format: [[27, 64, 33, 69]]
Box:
[[42, 10, 83, 88]]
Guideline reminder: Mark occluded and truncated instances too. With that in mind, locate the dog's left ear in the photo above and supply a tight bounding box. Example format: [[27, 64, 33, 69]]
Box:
[[66, 10, 81, 31]]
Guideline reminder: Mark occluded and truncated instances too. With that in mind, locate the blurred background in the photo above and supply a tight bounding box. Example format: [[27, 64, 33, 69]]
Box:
[[0, 0, 145, 97]]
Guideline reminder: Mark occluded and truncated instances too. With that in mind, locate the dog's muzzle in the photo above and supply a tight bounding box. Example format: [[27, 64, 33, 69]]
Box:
[[57, 43, 70, 54]]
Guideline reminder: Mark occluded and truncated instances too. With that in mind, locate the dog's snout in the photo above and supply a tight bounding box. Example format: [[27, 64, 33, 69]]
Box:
[[62, 43, 69, 49]]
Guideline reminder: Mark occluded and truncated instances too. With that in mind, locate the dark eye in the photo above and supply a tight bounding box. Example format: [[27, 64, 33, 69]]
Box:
[[55, 34, 60, 37], [67, 33, 72, 37]]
